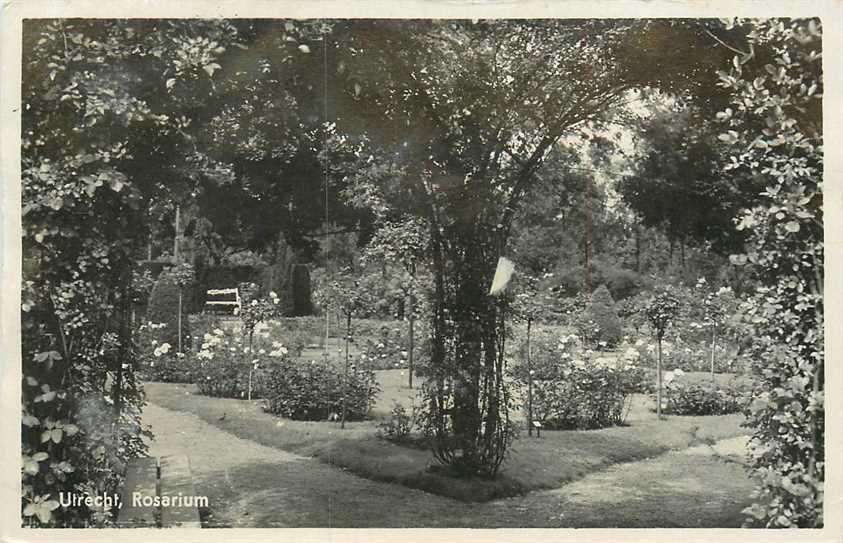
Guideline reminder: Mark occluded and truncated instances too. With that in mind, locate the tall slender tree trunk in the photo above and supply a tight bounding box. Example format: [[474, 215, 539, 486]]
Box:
[[527, 317, 533, 437], [341, 312, 351, 429], [710, 327, 716, 383], [177, 289, 183, 353], [247, 329, 254, 401], [668, 238, 674, 267], [408, 264, 417, 389], [656, 336, 663, 420], [408, 305, 415, 389], [635, 225, 641, 272], [174, 204, 180, 263], [584, 176, 593, 294]]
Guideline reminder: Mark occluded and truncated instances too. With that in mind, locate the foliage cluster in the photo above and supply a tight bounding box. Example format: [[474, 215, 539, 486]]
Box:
[[577, 284, 623, 348], [135, 322, 194, 383], [191, 326, 293, 399], [20, 19, 244, 525], [511, 331, 648, 430], [147, 271, 193, 351], [715, 19, 824, 527], [660, 372, 747, 416], [376, 402, 420, 443], [263, 361, 380, 421]]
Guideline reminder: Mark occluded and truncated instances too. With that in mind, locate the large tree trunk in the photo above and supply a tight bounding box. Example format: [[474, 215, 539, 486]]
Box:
[[426, 225, 510, 477]]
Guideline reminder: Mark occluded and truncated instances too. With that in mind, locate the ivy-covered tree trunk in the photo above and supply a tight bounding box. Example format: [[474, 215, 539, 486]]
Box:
[[426, 225, 511, 477]]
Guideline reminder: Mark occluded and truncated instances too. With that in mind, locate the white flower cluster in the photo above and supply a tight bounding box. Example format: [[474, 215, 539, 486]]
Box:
[[153, 343, 171, 357], [269, 341, 288, 358], [663, 368, 685, 384], [197, 329, 226, 360]]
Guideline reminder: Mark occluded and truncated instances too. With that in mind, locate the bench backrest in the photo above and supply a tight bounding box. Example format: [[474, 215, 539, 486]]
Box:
[[205, 287, 241, 315]]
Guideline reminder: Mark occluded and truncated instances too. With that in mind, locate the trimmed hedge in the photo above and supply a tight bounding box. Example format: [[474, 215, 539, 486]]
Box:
[[551, 261, 646, 301]]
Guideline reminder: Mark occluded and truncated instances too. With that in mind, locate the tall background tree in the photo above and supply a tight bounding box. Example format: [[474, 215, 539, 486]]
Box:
[[336, 19, 736, 476]]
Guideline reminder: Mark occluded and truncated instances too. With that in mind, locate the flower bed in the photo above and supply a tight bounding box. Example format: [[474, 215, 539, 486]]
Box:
[[262, 360, 379, 421], [658, 369, 748, 416], [512, 331, 649, 430]]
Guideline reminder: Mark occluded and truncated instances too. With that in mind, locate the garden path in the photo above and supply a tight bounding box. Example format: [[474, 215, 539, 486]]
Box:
[[143, 401, 755, 528]]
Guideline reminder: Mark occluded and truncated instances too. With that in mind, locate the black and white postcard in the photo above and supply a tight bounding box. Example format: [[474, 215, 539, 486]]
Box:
[[1, 1, 841, 541]]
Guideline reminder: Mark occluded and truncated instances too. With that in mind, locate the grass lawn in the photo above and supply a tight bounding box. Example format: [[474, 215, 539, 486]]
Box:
[[145, 369, 748, 502], [143, 401, 755, 527]]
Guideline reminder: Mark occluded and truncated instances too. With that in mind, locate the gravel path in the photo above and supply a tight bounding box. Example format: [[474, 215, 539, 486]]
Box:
[[143, 401, 755, 528]]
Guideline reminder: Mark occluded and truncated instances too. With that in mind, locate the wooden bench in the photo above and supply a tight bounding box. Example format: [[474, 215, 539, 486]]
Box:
[[205, 287, 241, 315], [116, 455, 202, 528]]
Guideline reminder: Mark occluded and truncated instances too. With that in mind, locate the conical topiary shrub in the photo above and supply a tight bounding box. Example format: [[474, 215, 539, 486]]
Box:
[[585, 284, 622, 348], [289, 263, 313, 316]]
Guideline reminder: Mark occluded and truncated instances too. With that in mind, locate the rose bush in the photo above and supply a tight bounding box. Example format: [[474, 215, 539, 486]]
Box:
[[263, 360, 379, 421], [193, 327, 293, 399], [135, 322, 195, 383], [658, 370, 748, 416], [511, 331, 648, 430]]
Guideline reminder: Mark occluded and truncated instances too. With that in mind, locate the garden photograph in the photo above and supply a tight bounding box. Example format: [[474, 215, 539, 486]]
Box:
[[12, 12, 826, 531]]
